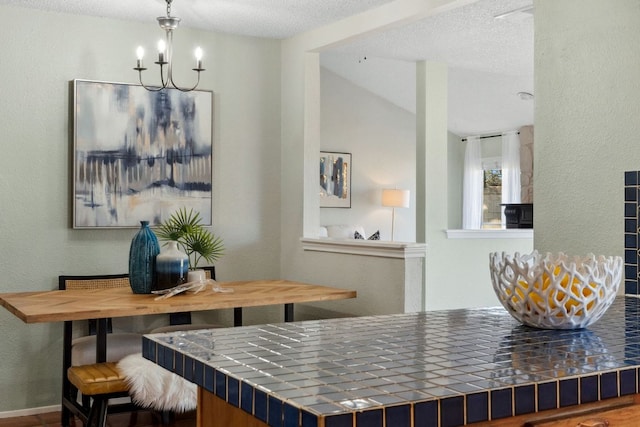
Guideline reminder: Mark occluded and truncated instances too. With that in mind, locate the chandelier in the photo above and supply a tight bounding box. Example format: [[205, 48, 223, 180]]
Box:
[[134, 0, 205, 92]]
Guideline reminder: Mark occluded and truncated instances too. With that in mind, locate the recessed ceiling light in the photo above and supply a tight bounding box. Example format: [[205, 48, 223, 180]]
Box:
[[517, 91, 534, 100]]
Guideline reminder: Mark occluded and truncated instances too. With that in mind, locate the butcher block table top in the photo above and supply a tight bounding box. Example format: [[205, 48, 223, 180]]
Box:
[[0, 280, 357, 323]]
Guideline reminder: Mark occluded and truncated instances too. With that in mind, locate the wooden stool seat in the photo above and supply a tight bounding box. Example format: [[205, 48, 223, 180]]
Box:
[[67, 362, 129, 395]]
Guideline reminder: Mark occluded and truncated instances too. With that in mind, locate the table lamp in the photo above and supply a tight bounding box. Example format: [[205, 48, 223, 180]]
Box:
[[382, 189, 410, 241]]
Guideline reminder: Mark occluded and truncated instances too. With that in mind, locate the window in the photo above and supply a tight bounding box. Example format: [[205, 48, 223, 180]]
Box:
[[462, 134, 521, 230], [483, 167, 502, 229]]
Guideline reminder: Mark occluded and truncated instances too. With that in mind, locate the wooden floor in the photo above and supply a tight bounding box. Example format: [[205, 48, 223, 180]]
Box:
[[0, 410, 196, 427]]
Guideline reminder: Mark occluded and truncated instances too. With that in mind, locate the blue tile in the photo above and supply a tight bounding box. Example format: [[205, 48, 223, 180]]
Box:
[[625, 171, 638, 186], [284, 403, 300, 427], [626, 249, 637, 263], [228, 377, 239, 407], [268, 396, 283, 427], [385, 405, 410, 427], [301, 410, 319, 427], [157, 344, 165, 367], [466, 392, 488, 423], [325, 414, 352, 427], [627, 187, 637, 201], [184, 356, 194, 382], [414, 400, 438, 426], [241, 382, 253, 413], [627, 220, 638, 233], [254, 389, 267, 422], [626, 202, 637, 218], [626, 233, 637, 249], [142, 337, 155, 360], [537, 382, 557, 411], [514, 385, 535, 416], [194, 361, 204, 387], [174, 353, 183, 376], [559, 378, 578, 407], [620, 368, 637, 395], [600, 372, 618, 399], [626, 281, 638, 295], [440, 396, 464, 427], [490, 388, 513, 419], [580, 375, 598, 403], [356, 409, 382, 427], [626, 265, 638, 281], [215, 370, 226, 399], [203, 366, 214, 393], [160, 346, 173, 370]]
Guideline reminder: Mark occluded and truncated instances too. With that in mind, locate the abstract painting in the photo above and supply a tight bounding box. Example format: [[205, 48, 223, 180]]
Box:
[[319, 151, 351, 208], [73, 79, 213, 228]]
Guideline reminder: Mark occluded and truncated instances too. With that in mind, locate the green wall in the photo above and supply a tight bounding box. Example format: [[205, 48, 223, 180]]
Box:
[[0, 5, 282, 412], [534, 0, 640, 257]]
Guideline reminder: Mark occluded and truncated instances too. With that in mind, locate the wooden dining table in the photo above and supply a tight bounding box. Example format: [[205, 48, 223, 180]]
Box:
[[0, 279, 356, 425]]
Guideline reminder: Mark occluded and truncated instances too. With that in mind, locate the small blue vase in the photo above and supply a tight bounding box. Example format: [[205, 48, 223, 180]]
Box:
[[128, 221, 160, 294], [154, 241, 189, 291]]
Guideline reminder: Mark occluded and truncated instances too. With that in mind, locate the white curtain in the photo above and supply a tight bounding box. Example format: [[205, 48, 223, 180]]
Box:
[[501, 131, 521, 205], [462, 136, 483, 229]]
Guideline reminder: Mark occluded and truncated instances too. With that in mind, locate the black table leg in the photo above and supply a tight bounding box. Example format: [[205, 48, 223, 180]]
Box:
[[61, 320, 73, 427], [284, 304, 294, 322], [234, 307, 242, 327], [96, 318, 108, 363]]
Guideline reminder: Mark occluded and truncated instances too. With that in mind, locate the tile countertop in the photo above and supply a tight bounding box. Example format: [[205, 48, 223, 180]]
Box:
[[142, 297, 640, 427]]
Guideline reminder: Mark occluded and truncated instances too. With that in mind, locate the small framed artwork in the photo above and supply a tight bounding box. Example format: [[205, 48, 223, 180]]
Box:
[[72, 79, 213, 228], [320, 151, 351, 208]]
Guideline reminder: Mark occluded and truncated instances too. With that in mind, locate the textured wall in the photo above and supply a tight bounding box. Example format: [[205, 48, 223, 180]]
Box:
[[0, 5, 281, 412], [534, 0, 640, 257]]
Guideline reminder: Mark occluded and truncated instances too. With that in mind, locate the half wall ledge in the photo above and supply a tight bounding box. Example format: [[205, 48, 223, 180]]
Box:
[[300, 238, 427, 259], [445, 229, 533, 239]]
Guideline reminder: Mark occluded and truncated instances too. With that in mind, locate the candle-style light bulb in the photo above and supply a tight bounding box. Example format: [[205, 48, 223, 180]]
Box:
[[194, 47, 203, 70], [135, 46, 145, 69], [157, 40, 166, 63]]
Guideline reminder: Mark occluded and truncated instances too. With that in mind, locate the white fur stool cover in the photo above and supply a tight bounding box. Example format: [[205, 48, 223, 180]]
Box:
[[117, 353, 196, 413]]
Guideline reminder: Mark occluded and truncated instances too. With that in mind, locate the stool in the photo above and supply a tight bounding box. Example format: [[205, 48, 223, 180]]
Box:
[[66, 362, 130, 427]]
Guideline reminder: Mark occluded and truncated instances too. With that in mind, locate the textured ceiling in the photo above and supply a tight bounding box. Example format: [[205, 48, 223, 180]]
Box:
[[321, 0, 534, 136], [0, 0, 396, 39], [1, 0, 534, 136]]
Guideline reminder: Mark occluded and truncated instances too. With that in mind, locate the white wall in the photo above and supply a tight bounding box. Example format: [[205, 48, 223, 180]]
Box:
[[534, 0, 640, 257], [0, 5, 281, 412], [320, 67, 416, 242]]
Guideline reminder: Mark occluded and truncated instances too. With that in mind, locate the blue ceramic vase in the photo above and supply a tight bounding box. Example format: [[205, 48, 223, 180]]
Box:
[[128, 221, 160, 294], [154, 241, 189, 291]]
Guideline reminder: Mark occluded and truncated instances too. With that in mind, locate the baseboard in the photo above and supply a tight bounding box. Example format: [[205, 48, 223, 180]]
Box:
[[0, 404, 61, 419]]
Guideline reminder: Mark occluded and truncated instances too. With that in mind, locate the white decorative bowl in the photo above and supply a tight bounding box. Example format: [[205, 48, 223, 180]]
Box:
[[489, 251, 623, 329]]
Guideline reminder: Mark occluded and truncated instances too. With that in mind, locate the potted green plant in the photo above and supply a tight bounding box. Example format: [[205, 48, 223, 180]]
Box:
[[155, 208, 224, 278]]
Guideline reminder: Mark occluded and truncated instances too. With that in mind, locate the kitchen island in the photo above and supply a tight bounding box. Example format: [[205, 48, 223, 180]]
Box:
[[142, 297, 640, 426]]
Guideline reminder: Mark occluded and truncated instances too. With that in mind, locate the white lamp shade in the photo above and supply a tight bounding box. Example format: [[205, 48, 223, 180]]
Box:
[[382, 189, 410, 208]]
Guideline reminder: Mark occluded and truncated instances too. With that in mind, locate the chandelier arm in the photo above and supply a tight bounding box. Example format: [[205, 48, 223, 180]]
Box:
[[168, 71, 202, 93], [135, 0, 203, 92], [137, 70, 166, 92], [159, 62, 169, 89]]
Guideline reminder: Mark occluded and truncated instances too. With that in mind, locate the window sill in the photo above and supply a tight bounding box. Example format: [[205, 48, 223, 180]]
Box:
[[445, 229, 533, 239], [301, 238, 427, 259]]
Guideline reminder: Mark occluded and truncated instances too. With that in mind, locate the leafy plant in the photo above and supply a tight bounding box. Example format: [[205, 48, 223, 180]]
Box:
[[155, 208, 224, 270]]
